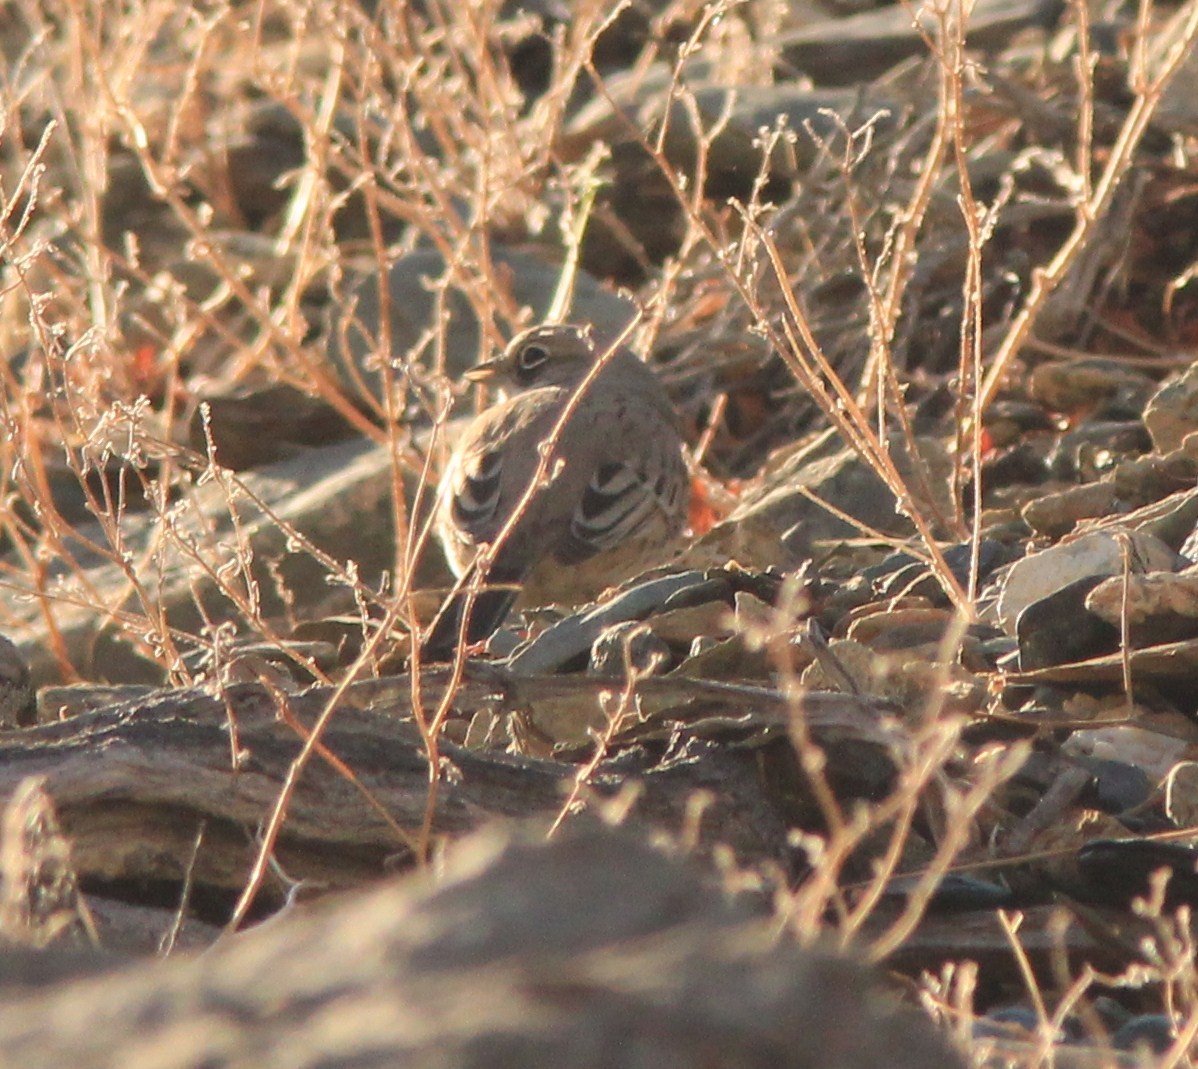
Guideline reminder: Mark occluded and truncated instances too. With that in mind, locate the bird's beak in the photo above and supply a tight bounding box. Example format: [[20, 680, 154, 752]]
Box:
[[464, 359, 502, 383]]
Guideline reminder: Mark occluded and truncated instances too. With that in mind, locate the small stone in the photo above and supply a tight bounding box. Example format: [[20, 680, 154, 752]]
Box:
[[1144, 362, 1198, 454]]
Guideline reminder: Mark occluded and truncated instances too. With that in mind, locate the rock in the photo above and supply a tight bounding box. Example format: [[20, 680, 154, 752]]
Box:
[[779, 0, 1064, 84], [330, 245, 638, 397], [1081, 758, 1153, 814], [7, 439, 406, 686], [1016, 576, 1126, 668], [1022, 481, 1122, 538], [0, 825, 966, 1069], [1111, 448, 1198, 512], [1064, 722, 1193, 794], [1046, 421, 1152, 482], [1111, 1015, 1175, 1054], [996, 530, 1179, 634], [1143, 361, 1198, 454], [566, 65, 898, 188], [1103, 485, 1198, 551], [983, 400, 1058, 449], [861, 540, 1012, 604], [99, 152, 188, 265], [1075, 838, 1198, 909], [980, 441, 1052, 497], [1150, 3, 1198, 139], [1165, 762, 1198, 826], [588, 619, 673, 678], [189, 383, 362, 471], [1085, 566, 1198, 643], [563, 68, 897, 280], [218, 99, 410, 240], [507, 570, 753, 677], [1029, 358, 1156, 418], [686, 433, 956, 571]]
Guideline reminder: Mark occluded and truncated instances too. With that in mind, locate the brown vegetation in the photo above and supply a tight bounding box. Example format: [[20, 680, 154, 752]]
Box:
[[3, 0, 1198, 1063]]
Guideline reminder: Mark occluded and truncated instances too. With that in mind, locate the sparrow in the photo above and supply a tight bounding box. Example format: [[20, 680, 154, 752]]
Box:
[[423, 324, 689, 660]]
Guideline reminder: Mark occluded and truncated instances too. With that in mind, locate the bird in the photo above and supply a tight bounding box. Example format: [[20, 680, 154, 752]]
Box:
[[422, 323, 689, 661]]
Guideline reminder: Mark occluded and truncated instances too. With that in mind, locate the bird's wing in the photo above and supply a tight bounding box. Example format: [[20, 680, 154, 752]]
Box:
[[442, 389, 566, 549], [556, 406, 688, 564], [447, 444, 503, 537], [426, 391, 568, 660]]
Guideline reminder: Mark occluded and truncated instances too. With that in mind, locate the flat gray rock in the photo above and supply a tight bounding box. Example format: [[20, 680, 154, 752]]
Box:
[[7, 438, 402, 686], [331, 245, 638, 391], [0, 825, 966, 1069]]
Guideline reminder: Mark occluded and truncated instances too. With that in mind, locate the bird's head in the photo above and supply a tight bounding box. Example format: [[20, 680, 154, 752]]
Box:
[[465, 324, 607, 391]]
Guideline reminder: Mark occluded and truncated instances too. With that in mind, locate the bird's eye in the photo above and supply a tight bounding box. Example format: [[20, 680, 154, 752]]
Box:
[[515, 342, 550, 380]]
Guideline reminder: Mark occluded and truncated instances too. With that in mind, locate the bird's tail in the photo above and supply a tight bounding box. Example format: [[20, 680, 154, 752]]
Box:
[[420, 569, 520, 662]]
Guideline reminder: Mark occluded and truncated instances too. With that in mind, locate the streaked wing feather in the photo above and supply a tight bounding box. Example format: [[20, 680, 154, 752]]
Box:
[[450, 448, 503, 532], [559, 445, 683, 563]]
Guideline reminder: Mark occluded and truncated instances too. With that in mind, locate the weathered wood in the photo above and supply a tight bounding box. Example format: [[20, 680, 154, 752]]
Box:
[[0, 674, 796, 905]]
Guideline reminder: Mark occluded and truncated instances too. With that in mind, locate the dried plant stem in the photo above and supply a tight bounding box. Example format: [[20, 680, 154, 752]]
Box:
[[977, 0, 1198, 411]]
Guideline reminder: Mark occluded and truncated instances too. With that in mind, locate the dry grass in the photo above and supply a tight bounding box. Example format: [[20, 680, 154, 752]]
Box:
[[3, 0, 1198, 1062]]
